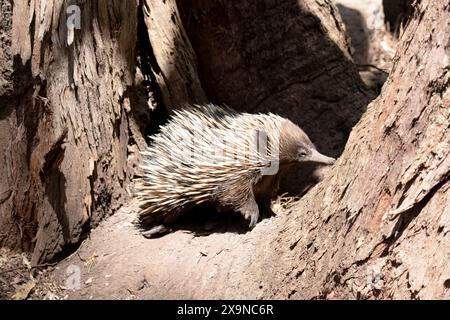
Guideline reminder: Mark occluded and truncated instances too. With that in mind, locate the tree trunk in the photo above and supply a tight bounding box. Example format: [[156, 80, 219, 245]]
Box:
[[0, 0, 146, 264], [141, 0, 208, 110], [246, 0, 450, 299]]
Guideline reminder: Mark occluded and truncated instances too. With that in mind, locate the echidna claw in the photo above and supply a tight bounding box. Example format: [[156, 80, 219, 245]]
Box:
[[240, 195, 260, 229], [249, 214, 259, 228]]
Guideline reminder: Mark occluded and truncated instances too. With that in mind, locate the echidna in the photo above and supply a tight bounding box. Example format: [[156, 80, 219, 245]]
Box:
[[134, 104, 335, 236]]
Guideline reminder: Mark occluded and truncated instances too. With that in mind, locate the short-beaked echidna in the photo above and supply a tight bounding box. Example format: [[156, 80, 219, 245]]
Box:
[[134, 104, 335, 236]]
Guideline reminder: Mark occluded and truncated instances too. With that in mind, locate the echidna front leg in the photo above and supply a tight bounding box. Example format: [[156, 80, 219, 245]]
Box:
[[238, 192, 260, 228], [218, 181, 260, 228]]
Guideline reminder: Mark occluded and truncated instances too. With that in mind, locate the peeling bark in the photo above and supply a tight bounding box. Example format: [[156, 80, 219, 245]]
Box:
[[1, 0, 144, 264], [141, 0, 207, 110]]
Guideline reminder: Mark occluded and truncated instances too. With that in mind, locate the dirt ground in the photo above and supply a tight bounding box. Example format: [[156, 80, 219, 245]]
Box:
[[1, 195, 300, 299], [31, 202, 287, 299], [0, 0, 399, 300], [0, 248, 61, 300]]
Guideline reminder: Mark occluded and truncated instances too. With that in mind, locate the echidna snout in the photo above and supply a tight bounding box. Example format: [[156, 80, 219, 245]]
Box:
[[279, 120, 336, 165]]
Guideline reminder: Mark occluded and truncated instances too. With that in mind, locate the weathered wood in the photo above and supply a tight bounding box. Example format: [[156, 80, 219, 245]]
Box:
[[0, 0, 37, 253], [248, 0, 450, 299], [1, 0, 145, 263], [142, 0, 207, 111]]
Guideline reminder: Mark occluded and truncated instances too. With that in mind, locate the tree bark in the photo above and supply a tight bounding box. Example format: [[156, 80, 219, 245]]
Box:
[[0, 0, 145, 264], [141, 0, 208, 111], [246, 0, 450, 299]]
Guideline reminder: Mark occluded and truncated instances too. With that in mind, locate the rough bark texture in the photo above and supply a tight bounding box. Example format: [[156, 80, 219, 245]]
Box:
[[141, 0, 207, 111], [250, 0, 450, 299], [0, 0, 145, 264], [0, 0, 36, 253]]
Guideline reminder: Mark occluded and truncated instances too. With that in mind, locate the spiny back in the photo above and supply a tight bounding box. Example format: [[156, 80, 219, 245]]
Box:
[[135, 104, 285, 216]]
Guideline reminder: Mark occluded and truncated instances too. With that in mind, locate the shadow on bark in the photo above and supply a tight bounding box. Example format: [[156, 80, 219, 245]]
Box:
[[175, 0, 373, 195], [337, 4, 370, 65]]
